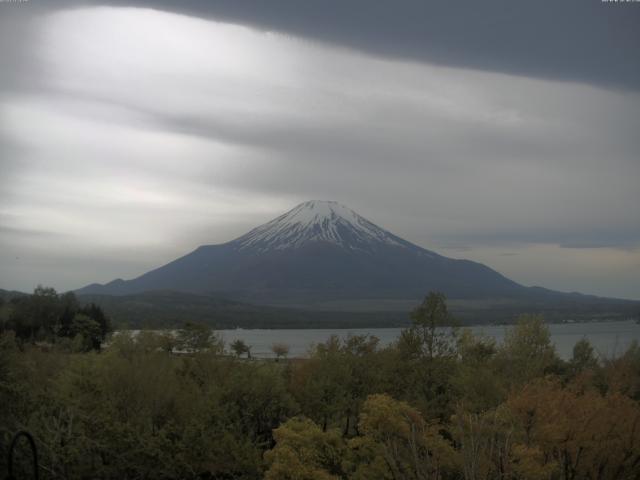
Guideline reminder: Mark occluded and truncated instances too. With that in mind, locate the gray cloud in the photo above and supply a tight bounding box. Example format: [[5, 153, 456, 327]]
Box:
[[0, 4, 638, 299], [0, 225, 61, 238], [4, 1, 639, 91], [431, 227, 640, 251], [45, 0, 640, 91]]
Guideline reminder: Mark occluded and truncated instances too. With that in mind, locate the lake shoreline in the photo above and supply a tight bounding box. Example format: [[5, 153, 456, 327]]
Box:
[[116, 319, 640, 361]]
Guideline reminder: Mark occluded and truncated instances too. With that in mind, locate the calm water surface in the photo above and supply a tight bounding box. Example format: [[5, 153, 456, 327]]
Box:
[[215, 320, 640, 360]]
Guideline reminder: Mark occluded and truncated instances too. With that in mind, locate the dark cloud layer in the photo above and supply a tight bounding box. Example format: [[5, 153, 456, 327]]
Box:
[[42, 0, 640, 91]]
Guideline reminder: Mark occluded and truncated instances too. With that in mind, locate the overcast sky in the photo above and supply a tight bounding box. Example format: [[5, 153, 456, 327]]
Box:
[[1, 1, 639, 299]]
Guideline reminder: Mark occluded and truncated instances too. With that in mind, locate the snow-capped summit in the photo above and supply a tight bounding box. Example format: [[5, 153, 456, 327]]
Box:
[[233, 200, 405, 252]]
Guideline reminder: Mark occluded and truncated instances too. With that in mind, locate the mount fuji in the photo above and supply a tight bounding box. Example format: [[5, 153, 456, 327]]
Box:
[[77, 201, 636, 317]]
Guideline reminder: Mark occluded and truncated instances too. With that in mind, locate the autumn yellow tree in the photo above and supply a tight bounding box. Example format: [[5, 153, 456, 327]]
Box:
[[264, 416, 345, 480], [507, 378, 640, 479], [452, 403, 557, 480], [600, 340, 640, 400], [354, 393, 458, 480]]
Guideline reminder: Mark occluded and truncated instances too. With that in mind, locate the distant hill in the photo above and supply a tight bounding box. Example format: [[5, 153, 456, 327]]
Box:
[[76, 290, 409, 329], [3, 285, 634, 330], [0, 288, 28, 302], [75, 289, 638, 330]]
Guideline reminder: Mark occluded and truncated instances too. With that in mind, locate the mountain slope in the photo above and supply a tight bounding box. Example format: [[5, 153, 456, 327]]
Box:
[[76, 200, 640, 319], [77, 200, 529, 304], [77, 290, 409, 329], [76, 289, 638, 329]]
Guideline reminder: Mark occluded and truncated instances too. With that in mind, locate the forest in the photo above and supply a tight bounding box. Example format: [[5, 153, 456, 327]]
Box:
[[1, 289, 639, 479]]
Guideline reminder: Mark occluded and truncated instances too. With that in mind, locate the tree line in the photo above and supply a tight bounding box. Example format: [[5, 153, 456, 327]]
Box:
[[0, 291, 639, 479], [0, 286, 111, 352]]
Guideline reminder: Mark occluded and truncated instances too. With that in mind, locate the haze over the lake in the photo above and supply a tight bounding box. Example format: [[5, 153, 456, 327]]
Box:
[[1, 1, 638, 300]]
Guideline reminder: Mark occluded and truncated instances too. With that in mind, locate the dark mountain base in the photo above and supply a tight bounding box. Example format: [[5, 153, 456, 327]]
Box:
[[78, 290, 640, 330], [77, 291, 410, 329]]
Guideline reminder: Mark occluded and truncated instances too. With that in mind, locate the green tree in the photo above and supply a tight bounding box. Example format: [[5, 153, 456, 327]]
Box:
[[69, 313, 102, 352], [393, 293, 459, 419], [496, 314, 559, 386], [3, 288, 111, 350], [409, 292, 457, 360], [453, 329, 504, 412], [340, 334, 382, 436], [9, 286, 61, 342], [176, 322, 223, 353], [0, 332, 22, 446], [77, 302, 111, 341], [569, 338, 599, 376], [290, 336, 350, 431], [231, 338, 251, 358]]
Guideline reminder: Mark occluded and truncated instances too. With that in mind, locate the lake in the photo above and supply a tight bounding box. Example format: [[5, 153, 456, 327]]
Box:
[[215, 320, 640, 360]]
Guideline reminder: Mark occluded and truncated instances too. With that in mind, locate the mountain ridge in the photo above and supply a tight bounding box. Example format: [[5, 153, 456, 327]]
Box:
[[75, 201, 635, 313]]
